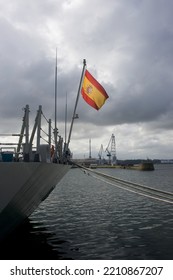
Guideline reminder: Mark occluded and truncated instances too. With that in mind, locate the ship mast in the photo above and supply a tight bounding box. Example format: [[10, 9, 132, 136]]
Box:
[[54, 49, 58, 162], [65, 92, 67, 145]]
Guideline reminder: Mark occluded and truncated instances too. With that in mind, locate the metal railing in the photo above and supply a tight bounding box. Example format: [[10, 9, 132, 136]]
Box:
[[0, 105, 64, 163]]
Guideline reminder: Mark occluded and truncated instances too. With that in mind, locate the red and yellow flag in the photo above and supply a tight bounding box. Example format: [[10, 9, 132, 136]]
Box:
[[81, 70, 109, 110]]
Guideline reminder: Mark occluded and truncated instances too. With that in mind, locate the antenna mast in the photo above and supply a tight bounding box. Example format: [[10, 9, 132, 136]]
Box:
[[65, 92, 67, 144], [54, 48, 58, 162]]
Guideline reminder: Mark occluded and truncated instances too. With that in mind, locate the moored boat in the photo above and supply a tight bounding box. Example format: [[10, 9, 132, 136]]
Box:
[[0, 105, 70, 241], [137, 160, 155, 171]]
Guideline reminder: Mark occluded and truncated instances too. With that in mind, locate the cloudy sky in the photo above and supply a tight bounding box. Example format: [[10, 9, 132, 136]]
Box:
[[0, 0, 173, 160]]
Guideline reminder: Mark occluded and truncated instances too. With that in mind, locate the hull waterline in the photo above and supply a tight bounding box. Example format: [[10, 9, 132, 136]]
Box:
[[0, 162, 70, 241]]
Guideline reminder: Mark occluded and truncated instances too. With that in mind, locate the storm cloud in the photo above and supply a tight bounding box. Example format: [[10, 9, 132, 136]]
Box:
[[0, 0, 173, 159]]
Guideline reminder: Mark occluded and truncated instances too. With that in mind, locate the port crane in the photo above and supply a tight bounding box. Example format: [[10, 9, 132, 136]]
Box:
[[98, 144, 103, 164], [105, 134, 117, 165], [98, 144, 103, 159]]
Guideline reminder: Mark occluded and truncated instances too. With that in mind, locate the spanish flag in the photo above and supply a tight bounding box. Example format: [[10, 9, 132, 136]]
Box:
[[81, 70, 109, 110]]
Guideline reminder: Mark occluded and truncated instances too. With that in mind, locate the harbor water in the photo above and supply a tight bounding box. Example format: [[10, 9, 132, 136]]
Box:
[[1, 164, 173, 260]]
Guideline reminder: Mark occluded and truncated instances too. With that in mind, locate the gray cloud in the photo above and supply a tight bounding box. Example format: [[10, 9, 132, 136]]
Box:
[[0, 0, 173, 159]]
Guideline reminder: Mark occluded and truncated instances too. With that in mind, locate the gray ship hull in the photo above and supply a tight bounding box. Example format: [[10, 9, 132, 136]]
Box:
[[0, 162, 70, 240]]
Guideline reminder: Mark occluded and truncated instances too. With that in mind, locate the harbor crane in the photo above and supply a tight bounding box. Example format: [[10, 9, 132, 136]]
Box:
[[98, 144, 103, 159], [98, 144, 103, 164], [105, 134, 117, 165]]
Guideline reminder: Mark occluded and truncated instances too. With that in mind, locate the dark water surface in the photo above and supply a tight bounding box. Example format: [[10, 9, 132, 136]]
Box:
[[1, 164, 173, 260]]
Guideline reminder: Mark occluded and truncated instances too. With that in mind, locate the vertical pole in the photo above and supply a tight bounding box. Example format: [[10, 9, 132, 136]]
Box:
[[55, 48, 58, 132], [24, 104, 30, 161], [89, 139, 91, 159], [36, 105, 42, 158], [48, 119, 51, 148], [58, 136, 63, 162], [25, 105, 29, 152], [67, 59, 86, 149], [65, 91, 67, 145], [17, 105, 30, 161], [54, 48, 58, 162], [63, 91, 69, 161]]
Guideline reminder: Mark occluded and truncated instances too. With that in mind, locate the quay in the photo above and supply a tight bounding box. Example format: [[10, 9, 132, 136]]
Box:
[[73, 159, 155, 171]]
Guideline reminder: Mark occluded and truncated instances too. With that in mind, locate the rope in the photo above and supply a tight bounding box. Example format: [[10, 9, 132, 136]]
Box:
[[41, 111, 49, 123], [40, 135, 49, 144], [76, 164, 173, 204], [41, 111, 54, 130], [40, 127, 49, 137], [91, 173, 173, 204]]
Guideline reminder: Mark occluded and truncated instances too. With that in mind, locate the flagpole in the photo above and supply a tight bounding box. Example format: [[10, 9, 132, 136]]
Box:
[[67, 59, 86, 149]]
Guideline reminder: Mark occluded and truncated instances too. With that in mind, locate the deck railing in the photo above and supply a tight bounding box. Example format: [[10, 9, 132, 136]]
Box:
[[0, 105, 64, 163]]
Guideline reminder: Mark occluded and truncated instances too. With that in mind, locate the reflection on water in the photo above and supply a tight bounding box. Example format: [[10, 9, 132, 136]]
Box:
[[1, 164, 173, 260], [0, 219, 71, 260]]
